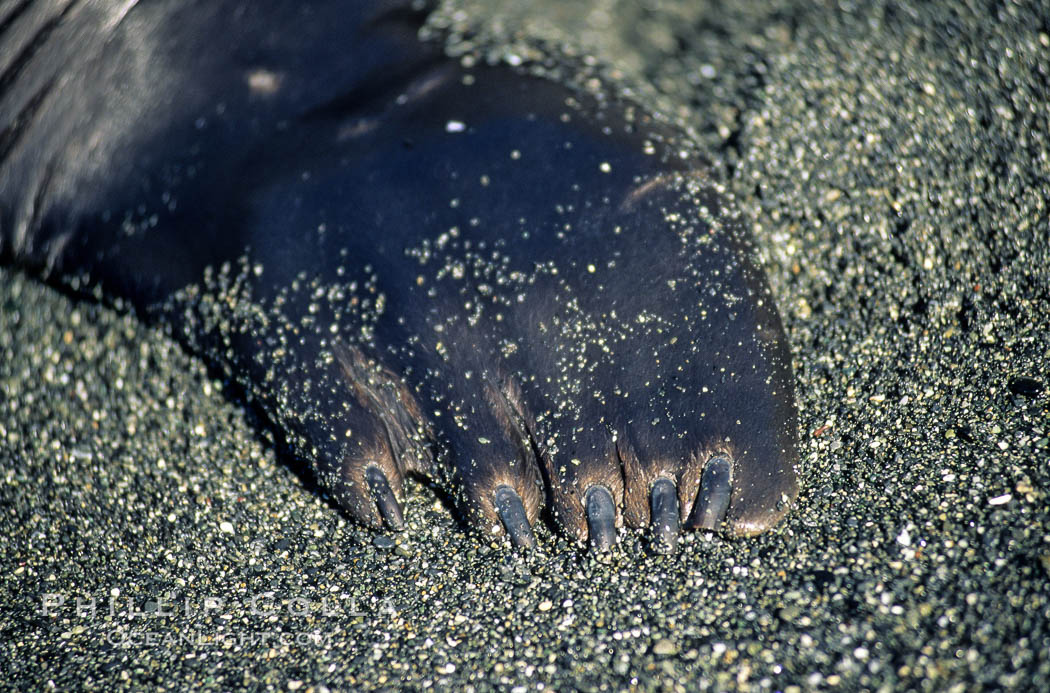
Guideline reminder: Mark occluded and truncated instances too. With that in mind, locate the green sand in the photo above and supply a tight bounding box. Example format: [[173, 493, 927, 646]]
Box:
[[2, 1, 1047, 689]]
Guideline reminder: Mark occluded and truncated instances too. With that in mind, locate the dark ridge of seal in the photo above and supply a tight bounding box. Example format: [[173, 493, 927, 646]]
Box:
[[0, 0, 799, 550]]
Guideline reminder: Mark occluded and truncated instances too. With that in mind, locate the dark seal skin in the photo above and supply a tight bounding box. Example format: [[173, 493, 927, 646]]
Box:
[[0, 0, 798, 552]]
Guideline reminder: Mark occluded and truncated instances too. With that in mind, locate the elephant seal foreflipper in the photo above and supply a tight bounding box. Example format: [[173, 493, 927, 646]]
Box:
[[0, 0, 798, 551]]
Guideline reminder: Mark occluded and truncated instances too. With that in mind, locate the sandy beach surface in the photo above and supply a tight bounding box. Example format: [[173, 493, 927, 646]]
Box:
[[2, 0, 1048, 690]]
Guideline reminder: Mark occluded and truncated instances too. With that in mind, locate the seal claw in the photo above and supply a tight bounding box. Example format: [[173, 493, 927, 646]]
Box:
[[584, 485, 617, 551], [649, 478, 680, 553], [494, 485, 536, 549], [365, 466, 405, 530], [688, 455, 732, 531]]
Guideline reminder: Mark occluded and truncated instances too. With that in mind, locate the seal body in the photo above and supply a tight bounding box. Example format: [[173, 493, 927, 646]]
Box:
[[0, 0, 798, 550]]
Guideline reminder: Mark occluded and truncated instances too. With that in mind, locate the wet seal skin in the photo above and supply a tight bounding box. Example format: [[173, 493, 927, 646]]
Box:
[[0, 0, 798, 551]]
